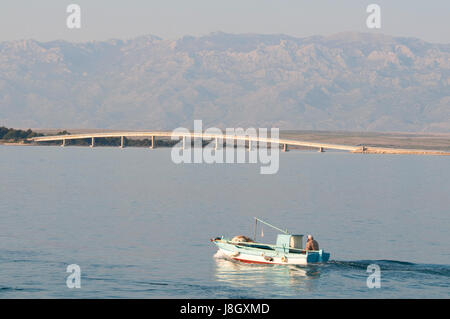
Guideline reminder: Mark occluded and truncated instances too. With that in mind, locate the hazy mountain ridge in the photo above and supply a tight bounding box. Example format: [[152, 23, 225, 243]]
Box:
[[0, 32, 449, 131]]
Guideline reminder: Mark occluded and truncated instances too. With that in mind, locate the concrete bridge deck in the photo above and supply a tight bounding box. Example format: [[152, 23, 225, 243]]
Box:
[[28, 131, 450, 155]]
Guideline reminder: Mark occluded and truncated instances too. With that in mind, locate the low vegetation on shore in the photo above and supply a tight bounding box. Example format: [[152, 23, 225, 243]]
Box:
[[0, 126, 43, 142], [0, 126, 177, 147]]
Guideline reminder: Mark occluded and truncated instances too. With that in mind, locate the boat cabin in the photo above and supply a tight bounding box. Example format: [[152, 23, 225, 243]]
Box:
[[275, 234, 304, 253]]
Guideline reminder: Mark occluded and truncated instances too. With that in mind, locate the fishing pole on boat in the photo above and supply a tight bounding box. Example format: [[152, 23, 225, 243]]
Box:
[[254, 217, 289, 241]]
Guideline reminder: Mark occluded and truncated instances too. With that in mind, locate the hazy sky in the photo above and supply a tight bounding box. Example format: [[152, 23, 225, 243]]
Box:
[[0, 0, 449, 43]]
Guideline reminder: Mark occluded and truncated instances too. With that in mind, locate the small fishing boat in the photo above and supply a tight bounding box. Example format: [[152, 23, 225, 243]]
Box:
[[211, 217, 330, 265]]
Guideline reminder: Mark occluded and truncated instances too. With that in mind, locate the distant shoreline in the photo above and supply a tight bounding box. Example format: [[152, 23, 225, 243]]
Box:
[[280, 130, 450, 153], [2, 142, 449, 156], [2, 128, 449, 155]]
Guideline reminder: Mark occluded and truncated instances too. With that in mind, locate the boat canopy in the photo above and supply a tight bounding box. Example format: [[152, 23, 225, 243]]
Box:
[[276, 234, 304, 252]]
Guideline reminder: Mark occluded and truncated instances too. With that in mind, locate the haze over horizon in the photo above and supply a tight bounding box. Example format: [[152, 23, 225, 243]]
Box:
[[3, 30, 450, 46], [1, 1, 449, 44]]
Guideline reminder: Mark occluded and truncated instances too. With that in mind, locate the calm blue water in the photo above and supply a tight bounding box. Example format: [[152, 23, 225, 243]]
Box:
[[0, 146, 449, 298]]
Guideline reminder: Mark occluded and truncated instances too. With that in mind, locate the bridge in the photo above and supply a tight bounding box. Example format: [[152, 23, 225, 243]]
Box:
[[28, 131, 450, 155], [28, 131, 358, 152]]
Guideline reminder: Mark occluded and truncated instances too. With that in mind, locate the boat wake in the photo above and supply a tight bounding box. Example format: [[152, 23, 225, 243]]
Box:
[[326, 259, 450, 277], [213, 252, 450, 278], [213, 250, 229, 260]]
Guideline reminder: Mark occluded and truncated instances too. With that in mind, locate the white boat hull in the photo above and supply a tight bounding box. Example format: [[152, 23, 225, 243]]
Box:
[[219, 248, 309, 265]]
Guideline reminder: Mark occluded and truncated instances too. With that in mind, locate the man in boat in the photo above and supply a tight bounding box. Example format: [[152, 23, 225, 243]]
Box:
[[305, 235, 319, 251]]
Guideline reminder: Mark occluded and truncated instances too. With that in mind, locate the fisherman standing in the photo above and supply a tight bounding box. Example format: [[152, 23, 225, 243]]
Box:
[[305, 235, 319, 251]]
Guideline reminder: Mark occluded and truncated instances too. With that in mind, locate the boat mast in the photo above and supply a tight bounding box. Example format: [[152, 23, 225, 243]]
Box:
[[254, 217, 289, 237]]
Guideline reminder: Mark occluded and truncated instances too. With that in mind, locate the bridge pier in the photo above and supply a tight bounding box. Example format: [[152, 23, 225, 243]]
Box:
[[120, 136, 124, 148], [61, 139, 66, 147], [282, 144, 288, 152], [318, 147, 325, 152], [149, 136, 155, 149], [215, 137, 219, 151], [182, 136, 186, 150], [90, 137, 95, 148], [247, 140, 252, 151]]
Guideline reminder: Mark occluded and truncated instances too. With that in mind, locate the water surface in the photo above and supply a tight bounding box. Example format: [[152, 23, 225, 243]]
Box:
[[0, 146, 449, 298]]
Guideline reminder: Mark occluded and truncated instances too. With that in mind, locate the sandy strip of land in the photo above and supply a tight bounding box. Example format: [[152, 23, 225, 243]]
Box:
[[280, 131, 450, 154]]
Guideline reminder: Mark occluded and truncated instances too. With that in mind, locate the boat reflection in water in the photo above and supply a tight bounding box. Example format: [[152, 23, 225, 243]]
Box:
[[213, 250, 322, 293]]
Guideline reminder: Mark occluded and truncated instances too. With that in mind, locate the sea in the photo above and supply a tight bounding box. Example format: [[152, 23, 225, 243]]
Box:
[[0, 146, 449, 298]]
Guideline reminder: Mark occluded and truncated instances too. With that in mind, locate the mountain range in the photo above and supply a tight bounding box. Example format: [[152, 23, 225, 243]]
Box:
[[0, 32, 449, 131]]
